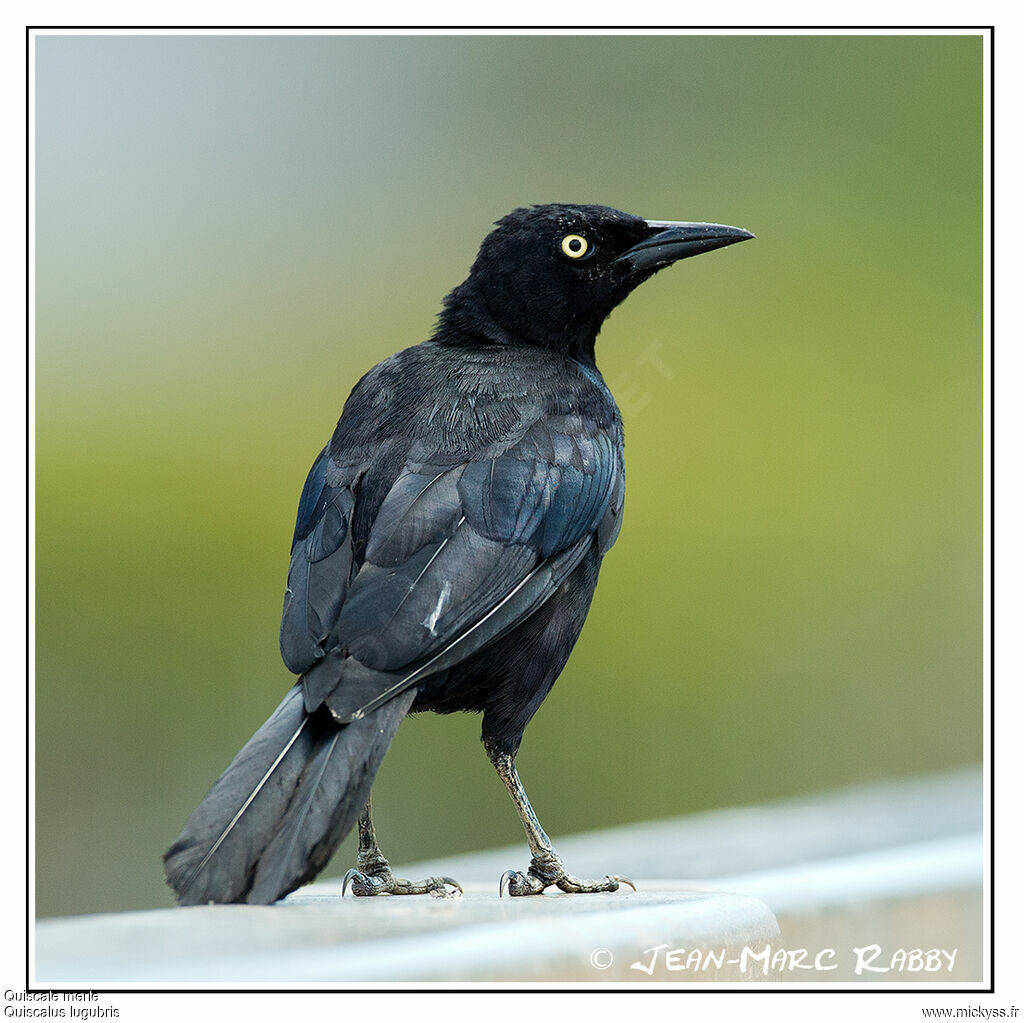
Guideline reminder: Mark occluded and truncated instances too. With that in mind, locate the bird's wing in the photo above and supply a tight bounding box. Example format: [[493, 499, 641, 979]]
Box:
[[281, 411, 623, 720], [279, 444, 357, 676]]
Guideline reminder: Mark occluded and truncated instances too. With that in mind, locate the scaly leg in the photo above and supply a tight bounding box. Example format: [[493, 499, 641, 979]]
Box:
[[342, 794, 462, 897], [488, 748, 635, 897]]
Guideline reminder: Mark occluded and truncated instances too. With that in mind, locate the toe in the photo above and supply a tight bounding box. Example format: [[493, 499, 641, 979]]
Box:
[[426, 876, 463, 899], [499, 869, 546, 897], [342, 868, 381, 897], [554, 873, 637, 894]]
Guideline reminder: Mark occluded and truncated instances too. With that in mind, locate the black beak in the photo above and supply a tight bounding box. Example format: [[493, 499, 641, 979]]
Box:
[[618, 220, 755, 271]]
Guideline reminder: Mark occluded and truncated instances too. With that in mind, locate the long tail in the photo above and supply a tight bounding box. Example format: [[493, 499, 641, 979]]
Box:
[[163, 684, 416, 905]]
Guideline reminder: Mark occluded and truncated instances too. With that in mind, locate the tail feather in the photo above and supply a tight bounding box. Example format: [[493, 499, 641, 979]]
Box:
[[248, 688, 416, 904], [163, 684, 415, 906]]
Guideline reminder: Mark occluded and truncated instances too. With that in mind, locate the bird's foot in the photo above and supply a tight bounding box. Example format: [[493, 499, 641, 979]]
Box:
[[499, 853, 636, 897], [342, 865, 462, 898]]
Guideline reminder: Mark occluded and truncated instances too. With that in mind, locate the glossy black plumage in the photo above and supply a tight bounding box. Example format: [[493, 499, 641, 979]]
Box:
[[283, 340, 623, 734], [164, 204, 753, 905]]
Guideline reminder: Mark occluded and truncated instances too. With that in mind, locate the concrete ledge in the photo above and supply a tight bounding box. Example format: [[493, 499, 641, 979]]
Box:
[[34, 767, 983, 986], [36, 889, 778, 984]]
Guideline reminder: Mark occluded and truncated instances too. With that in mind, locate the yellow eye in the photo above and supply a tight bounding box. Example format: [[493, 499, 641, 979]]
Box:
[[560, 234, 589, 259]]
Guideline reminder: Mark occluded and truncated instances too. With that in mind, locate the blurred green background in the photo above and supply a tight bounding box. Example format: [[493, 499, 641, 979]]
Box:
[[34, 33, 982, 918]]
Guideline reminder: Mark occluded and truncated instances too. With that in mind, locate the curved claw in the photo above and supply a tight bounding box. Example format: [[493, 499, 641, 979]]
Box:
[[341, 868, 361, 896], [614, 875, 637, 893], [422, 876, 463, 899], [435, 876, 463, 897], [499, 868, 548, 897], [499, 869, 540, 897]]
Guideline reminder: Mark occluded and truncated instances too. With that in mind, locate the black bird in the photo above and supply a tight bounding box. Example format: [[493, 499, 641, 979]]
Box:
[[164, 203, 753, 904]]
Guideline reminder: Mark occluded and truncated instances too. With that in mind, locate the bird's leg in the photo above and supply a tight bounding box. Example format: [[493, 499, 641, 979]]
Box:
[[488, 748, 635, 897], [342, 795, 461, 898]]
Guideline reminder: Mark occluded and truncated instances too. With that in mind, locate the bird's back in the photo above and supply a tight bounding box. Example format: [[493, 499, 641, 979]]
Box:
[[280, 339, 625, 736]]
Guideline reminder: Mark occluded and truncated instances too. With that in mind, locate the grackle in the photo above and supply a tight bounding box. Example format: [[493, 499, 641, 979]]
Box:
[[164, 203, 753, 904]]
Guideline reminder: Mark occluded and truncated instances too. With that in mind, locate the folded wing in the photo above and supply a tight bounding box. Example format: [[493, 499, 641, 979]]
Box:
[[280, 408, 624, 722]]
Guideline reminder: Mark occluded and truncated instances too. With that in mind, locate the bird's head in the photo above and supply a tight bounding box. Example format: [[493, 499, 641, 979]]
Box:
[[436, 203, 753, 361]]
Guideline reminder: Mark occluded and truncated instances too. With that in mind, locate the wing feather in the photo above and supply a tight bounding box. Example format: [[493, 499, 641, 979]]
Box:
[[280, 356, 624, 720]]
